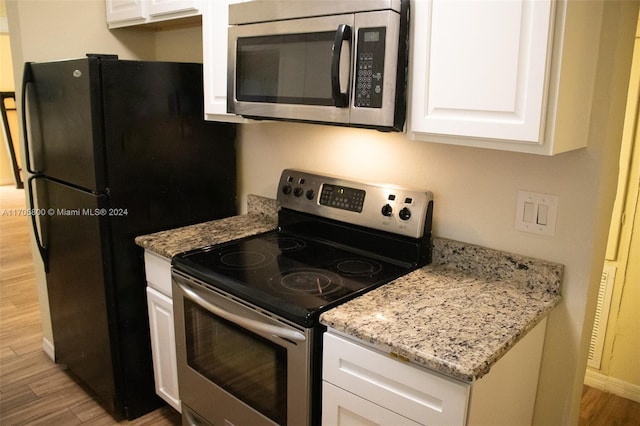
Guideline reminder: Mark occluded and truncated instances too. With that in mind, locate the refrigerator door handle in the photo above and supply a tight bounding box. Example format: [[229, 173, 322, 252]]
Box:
[[21, 62, 40, 175], [26, 175, 49, 272]]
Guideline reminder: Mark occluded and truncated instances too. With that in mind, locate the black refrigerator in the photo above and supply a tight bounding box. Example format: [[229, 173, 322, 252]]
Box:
[[21, 55, 237, 420]]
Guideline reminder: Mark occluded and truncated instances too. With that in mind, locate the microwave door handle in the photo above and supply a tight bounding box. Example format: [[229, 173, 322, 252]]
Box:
[[177, 282, 306, 343], [331, 24, 352, 107]]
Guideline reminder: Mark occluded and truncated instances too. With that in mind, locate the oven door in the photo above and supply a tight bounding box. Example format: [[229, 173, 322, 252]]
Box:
[[228, 13, 354, 124], [173, 271, 313, 426]]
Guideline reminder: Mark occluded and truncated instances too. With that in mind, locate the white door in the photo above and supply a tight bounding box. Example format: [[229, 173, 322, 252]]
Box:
[[146, 286, 181, 412], [410, 0, 553, 143]]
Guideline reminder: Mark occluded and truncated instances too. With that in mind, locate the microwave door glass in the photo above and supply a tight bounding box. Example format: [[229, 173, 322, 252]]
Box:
[[236, 32, 343, 106]]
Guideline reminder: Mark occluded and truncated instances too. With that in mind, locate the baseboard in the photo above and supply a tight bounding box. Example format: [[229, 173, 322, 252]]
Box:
[[584, 369, 640, 403], [42, 337, 54, 361]]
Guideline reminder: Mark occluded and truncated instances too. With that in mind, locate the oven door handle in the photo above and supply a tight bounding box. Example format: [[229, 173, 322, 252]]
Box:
[[177, 282, 307, 343]]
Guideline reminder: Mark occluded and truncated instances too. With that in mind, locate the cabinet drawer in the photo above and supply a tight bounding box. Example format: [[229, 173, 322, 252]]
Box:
[[323, 333, 469, 425], [144, 251, 172, 296], [322, 382, 421, 426]]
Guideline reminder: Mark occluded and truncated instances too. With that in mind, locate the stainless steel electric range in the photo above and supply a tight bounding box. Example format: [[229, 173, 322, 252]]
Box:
[[172, 169, 434, 426]]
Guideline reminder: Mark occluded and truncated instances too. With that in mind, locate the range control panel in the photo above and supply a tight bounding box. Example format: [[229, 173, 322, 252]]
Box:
[[277, 169, 433, 239]]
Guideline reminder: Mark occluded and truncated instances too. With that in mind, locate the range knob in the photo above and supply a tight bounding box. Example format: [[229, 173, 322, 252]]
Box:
[[399, 207, 412, 221], [306, 189, 315, 200], [381, 204, 393, 217], [293, 187, 304, 197], [282, 184, 292, 195]]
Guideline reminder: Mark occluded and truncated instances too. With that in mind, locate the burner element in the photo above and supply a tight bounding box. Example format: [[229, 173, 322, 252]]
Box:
[[274, 269, 343, 295], [261, 235, 307, 252], [219, 250, 275, 269], [336, 259, 382, 276]]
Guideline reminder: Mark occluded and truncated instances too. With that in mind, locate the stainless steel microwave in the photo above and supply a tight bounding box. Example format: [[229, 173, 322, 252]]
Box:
[[227, 0, 409, 131]]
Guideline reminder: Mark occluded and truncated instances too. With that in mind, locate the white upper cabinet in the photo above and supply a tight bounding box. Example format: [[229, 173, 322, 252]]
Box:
[[106, 0, 201, 28], [106, 0, 147, 26], [202, 0, 247, 122], [148, 0, 198, 18], [411, 0, 551, 142], [409, 0, 603, 155]]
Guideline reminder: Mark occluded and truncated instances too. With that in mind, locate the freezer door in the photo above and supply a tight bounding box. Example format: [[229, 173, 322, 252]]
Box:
[[100, 60, 237, 227], [23, 58, 106, 191]]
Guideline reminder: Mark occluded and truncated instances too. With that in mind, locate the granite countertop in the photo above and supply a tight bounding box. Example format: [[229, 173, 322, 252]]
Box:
[[134, 194, 278, 258], [135, 195, 563, 384], [320, 238, 563, 382]]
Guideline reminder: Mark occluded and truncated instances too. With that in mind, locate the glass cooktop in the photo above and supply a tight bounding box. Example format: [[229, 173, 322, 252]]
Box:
[[172, 230, 414, 327]]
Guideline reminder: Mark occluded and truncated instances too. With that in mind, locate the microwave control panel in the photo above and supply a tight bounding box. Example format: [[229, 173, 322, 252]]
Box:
[[355, 27, 386, 109]]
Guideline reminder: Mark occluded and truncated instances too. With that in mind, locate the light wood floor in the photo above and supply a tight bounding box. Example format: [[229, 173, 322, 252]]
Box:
[[1, 185, 639, 425]]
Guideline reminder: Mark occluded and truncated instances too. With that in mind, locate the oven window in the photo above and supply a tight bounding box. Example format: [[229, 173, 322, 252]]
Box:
[[184, 299, 287, 425], [236, 32, 336, 106]]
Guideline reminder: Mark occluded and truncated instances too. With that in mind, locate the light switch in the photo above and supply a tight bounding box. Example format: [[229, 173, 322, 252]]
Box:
[[537, 204, 548, 225], [523, 201, 535, 223], [515, 191, 558, 236]]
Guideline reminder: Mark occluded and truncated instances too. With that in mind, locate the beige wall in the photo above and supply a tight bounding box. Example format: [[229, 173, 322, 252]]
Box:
[[5, 0, 638, 425]]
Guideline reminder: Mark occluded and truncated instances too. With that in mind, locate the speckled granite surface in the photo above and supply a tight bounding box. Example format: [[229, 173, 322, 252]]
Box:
[[320, 238, 563, 383], [134, 194, 278, 258], [136, 196, 563, 383]]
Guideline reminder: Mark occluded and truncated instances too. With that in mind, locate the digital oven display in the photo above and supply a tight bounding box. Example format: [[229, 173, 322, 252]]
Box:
[[319, 184, 365, 213]]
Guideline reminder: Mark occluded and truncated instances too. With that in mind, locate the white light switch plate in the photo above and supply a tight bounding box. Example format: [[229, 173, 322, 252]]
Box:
[[515, 191, 558, 236]]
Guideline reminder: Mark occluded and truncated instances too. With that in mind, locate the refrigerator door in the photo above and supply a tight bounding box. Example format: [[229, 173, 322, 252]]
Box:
[[32, 178, 120, 413], [23, 58, 106, 191]]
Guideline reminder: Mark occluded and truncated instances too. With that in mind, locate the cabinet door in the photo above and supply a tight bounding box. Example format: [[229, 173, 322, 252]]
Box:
[[322, 382, 422, 426], [202, 0, 246, 122], [146, 286, 181, 412], [106, 0, 147, 26], [148, 0, 198, 17], [410, 0, 553, 143], [323, 333, 469, 425]]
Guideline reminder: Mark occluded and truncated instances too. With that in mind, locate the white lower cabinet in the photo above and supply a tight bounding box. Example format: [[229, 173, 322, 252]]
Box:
[[322, 318, 547, 426], [144, 251, 181, 412], [323, 382, 421, 426], [322, 332, 469, 425]]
